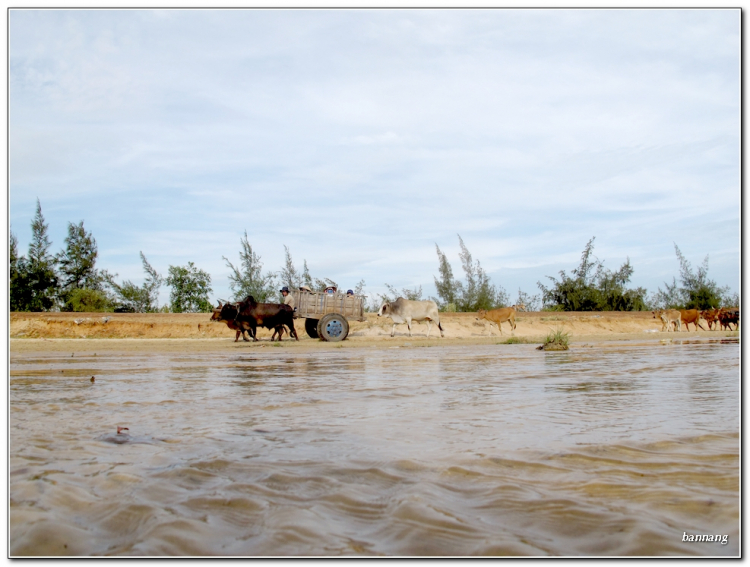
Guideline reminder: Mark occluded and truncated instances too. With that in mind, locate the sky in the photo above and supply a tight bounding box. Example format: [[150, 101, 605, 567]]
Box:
[[8, 8, 741, 308]]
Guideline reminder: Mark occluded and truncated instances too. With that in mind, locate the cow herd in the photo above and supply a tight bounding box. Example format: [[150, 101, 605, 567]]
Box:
[[211, 295, 740, 342], [651, 307, 740, 332]]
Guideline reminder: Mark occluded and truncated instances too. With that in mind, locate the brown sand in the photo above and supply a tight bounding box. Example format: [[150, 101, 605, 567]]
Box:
[[9, 311, 737, 354]]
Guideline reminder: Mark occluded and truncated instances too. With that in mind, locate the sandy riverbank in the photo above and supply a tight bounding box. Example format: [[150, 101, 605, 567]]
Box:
[[9, 311, 738, 354]]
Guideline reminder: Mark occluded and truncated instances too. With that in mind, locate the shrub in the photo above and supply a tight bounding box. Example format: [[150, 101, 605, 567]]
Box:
[[537, 237, 647, 311], [541, 327, 570, 351], [67, 288, 113, 312]]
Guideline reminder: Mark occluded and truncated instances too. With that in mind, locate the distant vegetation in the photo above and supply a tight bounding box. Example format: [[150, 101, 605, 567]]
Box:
[[651, 244, 737, 310], [537, 237, 648, 312], [432, 235, 510, 312], [9, 200, 739, 313]]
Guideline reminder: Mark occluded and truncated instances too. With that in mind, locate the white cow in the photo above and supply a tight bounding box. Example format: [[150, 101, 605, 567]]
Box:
[[653, 309, 682, 332], [378, 298, 444, 338]]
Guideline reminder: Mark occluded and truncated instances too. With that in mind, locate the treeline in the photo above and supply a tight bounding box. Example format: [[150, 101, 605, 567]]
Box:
[[9, 200, 738, 313]]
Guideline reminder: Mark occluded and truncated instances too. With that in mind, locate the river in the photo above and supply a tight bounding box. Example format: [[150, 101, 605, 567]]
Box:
[[9, 338, 740, 556]]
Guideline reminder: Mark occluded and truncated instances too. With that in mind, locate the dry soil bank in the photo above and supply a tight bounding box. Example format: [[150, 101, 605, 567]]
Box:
[[9, 311, 737, 355]]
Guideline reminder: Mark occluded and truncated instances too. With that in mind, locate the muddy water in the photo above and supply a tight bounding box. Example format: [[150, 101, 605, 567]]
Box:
[[9, 339, 739, 556]]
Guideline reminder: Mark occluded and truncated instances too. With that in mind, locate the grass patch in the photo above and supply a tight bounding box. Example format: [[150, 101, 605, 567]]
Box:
[[540, 327, 570, 351], [500, 336, 530, 345]]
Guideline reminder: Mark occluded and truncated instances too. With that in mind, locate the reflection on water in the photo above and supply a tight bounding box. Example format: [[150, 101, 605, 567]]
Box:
[[10, 340, 739, 556]]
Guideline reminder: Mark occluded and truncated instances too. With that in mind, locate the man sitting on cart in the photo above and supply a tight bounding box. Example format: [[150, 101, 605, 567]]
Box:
[[280, 286, 295, 310]]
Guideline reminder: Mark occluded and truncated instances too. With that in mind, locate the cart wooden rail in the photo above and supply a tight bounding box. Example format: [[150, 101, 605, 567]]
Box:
[[291, 289, 367, 341]]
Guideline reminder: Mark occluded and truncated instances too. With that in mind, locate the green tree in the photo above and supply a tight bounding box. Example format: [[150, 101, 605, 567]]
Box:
[[108, 252, 163, 312], [301, 260, 314, 290], [354, 279, 366, 296], [9, 230, 25, 311], [58, 221, 100, 290], [537, 237, 647, 311], [379, 283, 423, 304], [280, 245, 302, 290], [57, 220, 113, 310], [222, 232, 276, 302], [432, 235, 508, 312], [652, 244, 729, 310], [290, 253, 338, 292], [16, 200, 59, 311], [456, 235, 508, 311], [433, 243, 460, 310], [166, 262, 213, 313], [513, 289, 541, 312]]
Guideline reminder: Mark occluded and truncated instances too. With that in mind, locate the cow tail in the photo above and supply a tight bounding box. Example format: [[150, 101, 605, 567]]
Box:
[[438, 321, 443, 331]]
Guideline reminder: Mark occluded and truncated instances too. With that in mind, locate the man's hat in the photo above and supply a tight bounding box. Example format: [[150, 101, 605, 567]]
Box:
[[347, 290, 354, 294], [280, 286, 290, 293]]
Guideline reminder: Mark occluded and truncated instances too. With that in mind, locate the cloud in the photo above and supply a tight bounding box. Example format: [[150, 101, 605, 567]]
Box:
[[9, 9, 740, 305]]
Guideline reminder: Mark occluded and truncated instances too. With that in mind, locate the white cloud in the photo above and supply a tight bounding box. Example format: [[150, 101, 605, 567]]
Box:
[[9, 8, 740, 305]]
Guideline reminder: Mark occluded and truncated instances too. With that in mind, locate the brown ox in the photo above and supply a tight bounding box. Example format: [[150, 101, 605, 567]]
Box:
[[679, 309, 706, 332], [700, 308, 721, 330], [476, 307, 517, 336]]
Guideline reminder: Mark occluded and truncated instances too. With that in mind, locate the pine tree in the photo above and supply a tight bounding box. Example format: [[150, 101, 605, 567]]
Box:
[[22, 200, 58, 311], [222, 231, 276, 302], [433, 243, 460, 310], [280, 245, 301, 290], [108, 252, 163, 312], [9, 229, 28, 311], [432, 236, 508, 312], [58, 221, 100, 289], [302, 260, 314, 289], [456, 235, 508, 311]]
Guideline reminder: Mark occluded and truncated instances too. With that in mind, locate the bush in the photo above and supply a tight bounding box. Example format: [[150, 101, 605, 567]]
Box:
[[652, 244, 732, 310], [66, 288, 113, 312], [537, 237, 647, 311]]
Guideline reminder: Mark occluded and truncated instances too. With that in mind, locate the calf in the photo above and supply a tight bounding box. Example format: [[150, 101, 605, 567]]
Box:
[[476, 307, 517, 336]]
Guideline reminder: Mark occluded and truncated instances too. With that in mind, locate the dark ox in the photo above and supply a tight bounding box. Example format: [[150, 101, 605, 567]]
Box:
[[222, 296, 298, 341], [717, 308, 740, 331], [211, 302, 252, 342]]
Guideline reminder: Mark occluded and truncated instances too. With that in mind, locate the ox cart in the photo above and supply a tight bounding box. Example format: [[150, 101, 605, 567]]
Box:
[[292, 288, 367, 342]]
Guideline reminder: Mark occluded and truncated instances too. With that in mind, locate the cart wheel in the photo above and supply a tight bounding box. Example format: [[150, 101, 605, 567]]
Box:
[[305, 318, 320, 338], [317, 313, 349, 342]]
